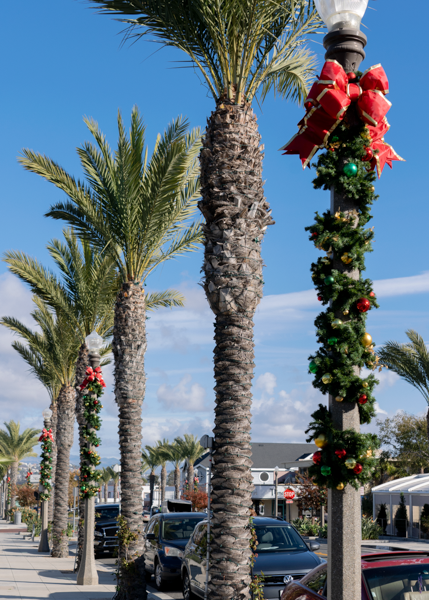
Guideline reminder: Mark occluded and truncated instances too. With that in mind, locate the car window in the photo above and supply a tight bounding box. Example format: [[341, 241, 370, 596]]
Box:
[[147, 517, 159, 535], [95, 507, 120, 521], [363, 564, 429, 600], [301, 565, 327, 595], [161, 517, 204, 541], [254, 525, 308, 553]]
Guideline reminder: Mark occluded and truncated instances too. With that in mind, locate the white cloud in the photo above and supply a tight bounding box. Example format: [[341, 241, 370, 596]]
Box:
[[255, 372, 277, 396], [157, 374, 207, 412], [374, 402, 388, 416], [374, 272, 429, 298]]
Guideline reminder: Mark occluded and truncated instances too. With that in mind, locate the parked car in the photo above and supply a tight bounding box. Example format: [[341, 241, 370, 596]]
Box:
[[145, 511, 206, 590], [94, 503, 120, 557], [280, 551, 429, 599], [182, 517, 324, 600]]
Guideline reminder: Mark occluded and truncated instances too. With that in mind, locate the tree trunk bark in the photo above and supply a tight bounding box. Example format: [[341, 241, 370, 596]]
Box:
[[113, 282, 147, 600], [74, 342, 88, 572], [175, 464, 181, 499], [52, 384, 75, 558], [114, 481, 118, 502], [105, 482, 109, 503], [187, 464, 194, 491], [199, 100, 273, 600], [48, 402, 58, 523], [161, 465, 166, 503], [10, 461, 18, 510]]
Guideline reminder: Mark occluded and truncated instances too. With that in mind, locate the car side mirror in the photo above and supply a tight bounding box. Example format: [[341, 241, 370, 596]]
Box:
[[146, 533, 155, 540], [309, 541, 320, 551]]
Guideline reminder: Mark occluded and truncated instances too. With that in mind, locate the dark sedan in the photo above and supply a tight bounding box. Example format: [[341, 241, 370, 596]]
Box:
[[182, 517, 324, 600], [280, 551, 429, 599], [94, 503, 120, 557]]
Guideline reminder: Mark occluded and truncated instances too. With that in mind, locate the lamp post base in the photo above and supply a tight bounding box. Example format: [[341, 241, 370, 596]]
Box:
[[38, 500, 50, 553], [76, 497, 99, 585]]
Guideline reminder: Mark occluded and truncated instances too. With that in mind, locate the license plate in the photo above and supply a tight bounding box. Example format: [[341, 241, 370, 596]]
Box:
[[279, 591, 283, 599]]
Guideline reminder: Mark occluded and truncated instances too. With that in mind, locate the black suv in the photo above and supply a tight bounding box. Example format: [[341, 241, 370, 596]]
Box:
[[145, 512, 206, 590], [94, 503, 120, 557], [181, 517, 324, 600]]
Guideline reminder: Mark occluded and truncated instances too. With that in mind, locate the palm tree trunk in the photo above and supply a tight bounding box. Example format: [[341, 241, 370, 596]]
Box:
[[52, 384, 75, 558], [149, 471, 155, 509], [199, 100, 272, 600], [48, 402, 58, 523], [114, 481, 118, 502], [113, 282, 147, 600], [10, 461, 18, 510], [161, 465, 166, 503], [187, 463, 194, 491], [74, 342, 88, 572], [105, 482, 109, 503], [174, 464, 180, 499]]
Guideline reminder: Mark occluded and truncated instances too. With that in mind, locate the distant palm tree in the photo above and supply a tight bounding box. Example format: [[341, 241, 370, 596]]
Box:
[[175, 434, 205, 492], [142, 446, 161, 510], [154, 439, 170, 504], [100, 468, 112, 503], [377, 330, 429, 446], [1, 299, 80, 556], [87, 4, 321, 592], [106, 466, 121, 502], [20, 108, 202, 596], [0, 422, 39, 510], [165, 441, 186, 499]]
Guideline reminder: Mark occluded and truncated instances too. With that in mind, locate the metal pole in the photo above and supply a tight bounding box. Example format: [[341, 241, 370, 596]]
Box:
[[73, 488, 76, 536], [324, 29, 367, 600], [274, 468, 278, 518], [77, 349, 99, 586], [39, 416, 51, 553], [203, 439, 213, 600]]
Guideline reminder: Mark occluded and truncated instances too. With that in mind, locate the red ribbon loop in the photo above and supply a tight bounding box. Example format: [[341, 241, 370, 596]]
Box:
[[281, 60, 403, 177]]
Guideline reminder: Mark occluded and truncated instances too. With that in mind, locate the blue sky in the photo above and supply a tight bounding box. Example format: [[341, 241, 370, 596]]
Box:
[[1, 0, 428, 461]]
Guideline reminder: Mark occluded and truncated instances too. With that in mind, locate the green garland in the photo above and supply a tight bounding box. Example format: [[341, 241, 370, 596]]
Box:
[[80, 377, 104, 498], [305, 76, 384, 489], [39, 429, 54, 502]]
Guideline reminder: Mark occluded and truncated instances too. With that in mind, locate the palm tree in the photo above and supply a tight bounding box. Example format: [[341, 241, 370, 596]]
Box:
[[165, 441, 186, 499], [377, 330, 429, 447], [1, 299, 80, 557], [18, 107, 202, 595], [100, 468, 112, 503], [87, 3, 321, 592], [0, 422, 40, 510], [142, 446, 162, 510], [175, 434, 205, 492], [106, 466, 121, 502], [154, 439, 170, 504]]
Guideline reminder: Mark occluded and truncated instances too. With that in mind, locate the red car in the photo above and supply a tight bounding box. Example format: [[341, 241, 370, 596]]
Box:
[[280, 552, 429, 599]]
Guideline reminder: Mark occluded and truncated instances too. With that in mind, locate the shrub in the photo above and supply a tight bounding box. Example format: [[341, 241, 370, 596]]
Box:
[[395, 493, 407, 537], [362, 516, 383, 540]]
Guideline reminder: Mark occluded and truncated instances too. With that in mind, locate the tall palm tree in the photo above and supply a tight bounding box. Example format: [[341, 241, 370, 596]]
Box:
[[19, 107, 202, 596], [100, 468, 112, 503], [0, 422, 40, 510], [87, 3, 321, 593], [1, 299, 80, 557], [165, 441, 186, 499], [377, 330, 429, 446], [175, 434, 205, 491], [106, 466, 121, 502], [142, 446, 162, 510], [154, 439, 170, 504]]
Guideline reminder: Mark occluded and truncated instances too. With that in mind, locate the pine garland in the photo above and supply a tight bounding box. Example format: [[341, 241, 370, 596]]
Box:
[[305, 77, 384, 489], [39, 429, 54, 501]]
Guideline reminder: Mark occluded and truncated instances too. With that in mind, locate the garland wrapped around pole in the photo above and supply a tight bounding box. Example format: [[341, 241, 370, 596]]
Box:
[[39, 428, 54, 501]]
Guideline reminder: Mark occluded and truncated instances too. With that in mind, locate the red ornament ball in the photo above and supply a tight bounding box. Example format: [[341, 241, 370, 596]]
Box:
[[313, 451, 322, 465], [369, 292, 375, 297], [94, 400, 98, 405], [329, 147, 335, 152], [358, 394, 368, 405], [357, 298, 371, 313], [335, 449, 347, 459], [311, 232, 318, 238], [363, 147, 374, 161], [353, 463, 363, 474], [347, 72, 357, 80], [317, 296, 322, 301]]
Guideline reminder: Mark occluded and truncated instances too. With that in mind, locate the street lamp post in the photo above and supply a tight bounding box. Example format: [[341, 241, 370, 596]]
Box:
[[38, 408, 52, 552], [77, 331, 103, 586], [314, 2, 368, 599], [274, 466, 279, 518], [113, 464, 121, 502], [199, 435, 214, 600]]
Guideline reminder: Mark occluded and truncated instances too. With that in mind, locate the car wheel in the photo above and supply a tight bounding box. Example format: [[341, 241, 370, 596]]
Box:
[[183, 571, 195, 600], [155, 561, 166, 591]]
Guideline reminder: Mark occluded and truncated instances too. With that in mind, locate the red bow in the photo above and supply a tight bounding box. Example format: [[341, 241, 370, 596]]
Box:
[[39, 428, 54, 442], [80, 366, 106, 390], [281, 60, 404, 177]]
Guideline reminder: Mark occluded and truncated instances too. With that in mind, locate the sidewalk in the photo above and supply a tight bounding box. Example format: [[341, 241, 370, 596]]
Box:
[[362, 538, 429, 552], [0, 519, 116, 599]]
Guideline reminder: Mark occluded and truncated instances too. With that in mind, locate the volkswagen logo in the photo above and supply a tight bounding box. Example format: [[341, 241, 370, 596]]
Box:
[[283, 575, 294, 584]]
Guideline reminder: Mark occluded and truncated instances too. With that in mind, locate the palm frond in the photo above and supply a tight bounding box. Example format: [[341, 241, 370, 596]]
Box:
[[145, 289, 185, 311]]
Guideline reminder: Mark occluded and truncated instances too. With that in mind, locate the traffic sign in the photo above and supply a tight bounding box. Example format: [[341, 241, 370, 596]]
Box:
[[29, 474, 40, 483], [286, 500, 293, 504], [283, 488, 295, 500]]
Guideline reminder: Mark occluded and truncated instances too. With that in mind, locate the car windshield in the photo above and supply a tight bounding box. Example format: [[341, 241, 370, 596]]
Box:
[[254, 525, 308, 553], [363, 563, 429, 600], [161, 518, 204, 541], [95, 507, 119, 521]]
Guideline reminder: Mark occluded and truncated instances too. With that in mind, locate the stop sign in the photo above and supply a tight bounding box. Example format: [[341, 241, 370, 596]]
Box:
[[283, 488, 295, 500]]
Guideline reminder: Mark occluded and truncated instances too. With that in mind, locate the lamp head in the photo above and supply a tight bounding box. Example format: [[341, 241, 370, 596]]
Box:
[[315, 0, 368, 32], [85, 331, 103, 351], [42, 408, 52, 420]]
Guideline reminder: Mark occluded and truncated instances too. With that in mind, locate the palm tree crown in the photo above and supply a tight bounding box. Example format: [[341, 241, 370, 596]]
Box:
[[0, 421, 40, 464]]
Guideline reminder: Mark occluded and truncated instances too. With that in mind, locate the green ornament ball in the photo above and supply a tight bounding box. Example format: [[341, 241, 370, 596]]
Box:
[[309, 360, 318, 374], [343, 163, 358, 177], [328, 337, 338, 345], [321, 466, 331, 476], [331, 136, 339, 142], [324, 275, 334, 285]]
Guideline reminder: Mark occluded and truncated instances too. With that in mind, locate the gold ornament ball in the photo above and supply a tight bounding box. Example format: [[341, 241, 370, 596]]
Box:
[[343, 310, 349, 316], [322, 373, 333, 384], [362, 382, 369, 388], [335, 396, 344, 402], [370, 186, 375, 192], [345, 458, 357, 470], [336, 483, 345, 491], [361, 333, 373, 347], [341, 252, 353, 265], [314, 434, 328, 448], [366, 449, 373, 458], [332, 319, 343, 329]]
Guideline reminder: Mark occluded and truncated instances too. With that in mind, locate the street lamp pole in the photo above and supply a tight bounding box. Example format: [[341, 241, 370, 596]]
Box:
[[38, 408, 52, 552], [77, 331, 102, 586], [200, 435, 214, 600], [313, 2, 368, 599], [274, 466, 279, 518]]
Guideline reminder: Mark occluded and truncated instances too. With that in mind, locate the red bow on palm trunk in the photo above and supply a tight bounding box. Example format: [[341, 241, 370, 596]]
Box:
[[80, 366, 106, 390], [281, 60, 404, 176]]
